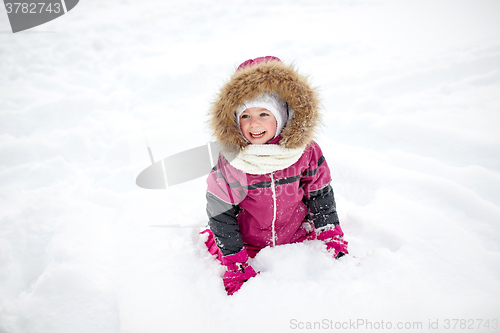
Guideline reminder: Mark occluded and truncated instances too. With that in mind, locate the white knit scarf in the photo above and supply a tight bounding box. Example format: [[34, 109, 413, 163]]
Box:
[[226, 144, 305, 175]]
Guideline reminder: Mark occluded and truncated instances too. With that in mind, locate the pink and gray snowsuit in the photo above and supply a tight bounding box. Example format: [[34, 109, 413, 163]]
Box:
[[203, 56, 348, 294], [206, 139, 341, 258]]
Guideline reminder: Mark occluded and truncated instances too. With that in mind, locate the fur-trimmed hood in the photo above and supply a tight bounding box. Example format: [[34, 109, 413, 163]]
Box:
[[209, 58, 321, 150]]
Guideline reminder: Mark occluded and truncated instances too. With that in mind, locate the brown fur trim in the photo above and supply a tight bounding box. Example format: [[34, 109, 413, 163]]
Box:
[[209, 60, 321, 150]]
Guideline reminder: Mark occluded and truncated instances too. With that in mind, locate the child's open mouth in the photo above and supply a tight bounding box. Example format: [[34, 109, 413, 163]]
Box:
[[250, 131, 265, 138]]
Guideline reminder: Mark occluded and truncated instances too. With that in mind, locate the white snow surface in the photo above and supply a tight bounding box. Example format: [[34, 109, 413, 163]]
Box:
[[1, 1, 500, 332]]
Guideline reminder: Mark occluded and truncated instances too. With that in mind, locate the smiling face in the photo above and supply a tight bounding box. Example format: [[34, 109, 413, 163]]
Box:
[[239, 107, 277, 144]]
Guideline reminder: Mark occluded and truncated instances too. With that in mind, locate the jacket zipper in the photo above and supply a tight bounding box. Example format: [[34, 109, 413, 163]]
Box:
[[270, 172, 277, 247]]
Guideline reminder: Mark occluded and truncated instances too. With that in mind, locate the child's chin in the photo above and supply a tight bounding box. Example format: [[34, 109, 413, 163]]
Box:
[[248, 136, 269, 144]]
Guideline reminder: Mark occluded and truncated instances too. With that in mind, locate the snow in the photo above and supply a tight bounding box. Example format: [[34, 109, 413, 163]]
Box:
[[1, 0, 500, 332]]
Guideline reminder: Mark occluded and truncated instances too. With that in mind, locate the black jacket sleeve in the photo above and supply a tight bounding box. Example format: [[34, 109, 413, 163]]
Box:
[[206, 192, 243, 256], [308, 184, 340, 230]]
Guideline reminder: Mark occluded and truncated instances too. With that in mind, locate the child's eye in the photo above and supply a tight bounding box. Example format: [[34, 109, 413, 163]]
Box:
[[260, 113, 269, 117], [241, 115, 249, 119]]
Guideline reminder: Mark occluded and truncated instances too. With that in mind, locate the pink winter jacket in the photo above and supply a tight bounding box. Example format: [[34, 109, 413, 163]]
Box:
[[206, 56, 345, 258], [206, 140, 339, 257]]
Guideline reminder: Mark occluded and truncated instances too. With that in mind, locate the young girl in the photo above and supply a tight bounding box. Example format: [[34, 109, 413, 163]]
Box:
[[201, 56, 348, 295]]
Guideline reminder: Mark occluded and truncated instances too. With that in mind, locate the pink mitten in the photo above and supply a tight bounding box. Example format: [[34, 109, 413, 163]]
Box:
[[221, 249, 257, 295], [317, 225, 349, 259]]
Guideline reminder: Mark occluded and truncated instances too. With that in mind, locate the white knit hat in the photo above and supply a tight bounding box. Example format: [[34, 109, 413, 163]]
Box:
[[236, 92, 289, 141]]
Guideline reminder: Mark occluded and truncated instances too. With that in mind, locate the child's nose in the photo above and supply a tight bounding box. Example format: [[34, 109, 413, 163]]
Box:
[[250, 118, 260, 127]]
